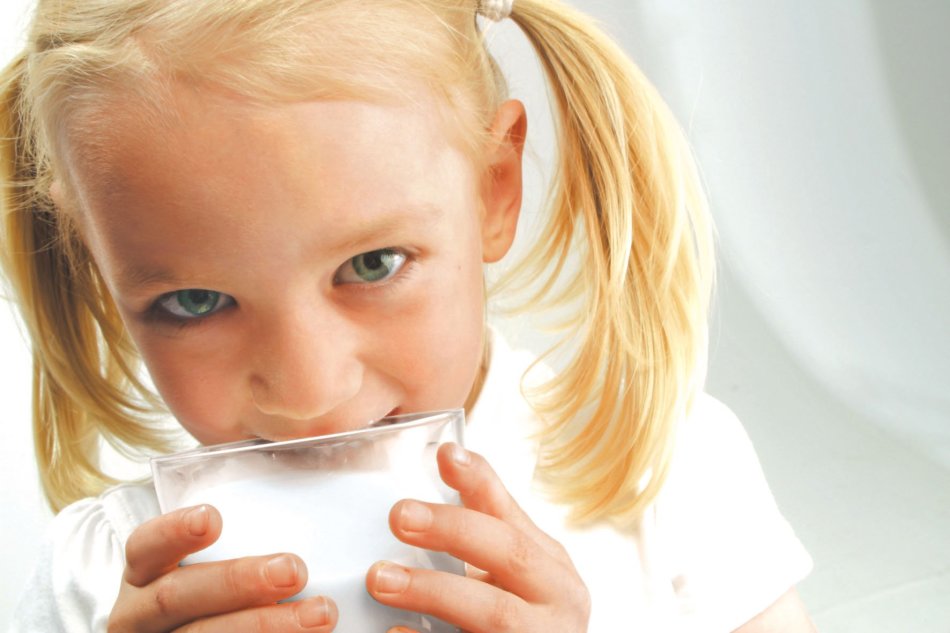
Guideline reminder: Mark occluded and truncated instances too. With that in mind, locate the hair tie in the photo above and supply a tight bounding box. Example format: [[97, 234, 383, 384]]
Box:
[[478, 0, 513, 22]]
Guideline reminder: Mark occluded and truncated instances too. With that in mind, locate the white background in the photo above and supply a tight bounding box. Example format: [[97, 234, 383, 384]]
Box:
[[2, 1, 948, 630]]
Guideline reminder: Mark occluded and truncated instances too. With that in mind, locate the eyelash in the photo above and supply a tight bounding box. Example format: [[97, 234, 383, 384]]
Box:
[[145, 247, 413, 328], [146, 290, 234, 330], [333, 248, 409, 286]]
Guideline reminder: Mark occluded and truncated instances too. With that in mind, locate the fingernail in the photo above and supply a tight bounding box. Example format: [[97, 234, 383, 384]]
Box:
[[266, 554, 299, 588], [296, 596, 333, 628], [399, 501, 432, 532], [185, 505, 209, 536], [450, 443, 470, 466], [373, 563, 410, 594]]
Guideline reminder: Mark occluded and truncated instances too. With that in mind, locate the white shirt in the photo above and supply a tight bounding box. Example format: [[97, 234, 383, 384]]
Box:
[[9, 333, 811, 632], [465, 334, 812, 632]]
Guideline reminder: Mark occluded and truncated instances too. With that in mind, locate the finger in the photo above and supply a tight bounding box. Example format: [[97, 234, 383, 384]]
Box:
[[436, 444, 567, 561], [389, 500, 571, 602], [112, 553, 309, 632], [124, 504, 223, 586], [367, 562, 530, 633], [178, 596, 337, 633]]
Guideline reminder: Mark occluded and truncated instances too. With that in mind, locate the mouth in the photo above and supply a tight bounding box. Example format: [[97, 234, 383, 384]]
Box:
[[368, 407, 402, 428], [249, 406, 404, 443]]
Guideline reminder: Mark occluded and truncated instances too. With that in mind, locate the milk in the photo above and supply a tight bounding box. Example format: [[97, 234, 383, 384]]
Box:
[[160, 410, 464, 633]]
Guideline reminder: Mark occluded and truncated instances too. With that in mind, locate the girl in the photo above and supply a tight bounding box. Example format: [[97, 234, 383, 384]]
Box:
[[1, 0, 815, 630]]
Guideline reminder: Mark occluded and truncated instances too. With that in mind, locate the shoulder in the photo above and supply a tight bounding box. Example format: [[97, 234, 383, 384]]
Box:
[[663, 393, 765, 495], [654, 394, 813, 631], [8, 482, 159, 632], [659, 394, 785, 525]]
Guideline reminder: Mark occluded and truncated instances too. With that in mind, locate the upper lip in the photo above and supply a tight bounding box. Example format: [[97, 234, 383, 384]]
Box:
[[254, 406, 401, 442]]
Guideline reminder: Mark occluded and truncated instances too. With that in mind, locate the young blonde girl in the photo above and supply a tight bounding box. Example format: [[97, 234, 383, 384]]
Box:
[[1, 0, 814, 630]]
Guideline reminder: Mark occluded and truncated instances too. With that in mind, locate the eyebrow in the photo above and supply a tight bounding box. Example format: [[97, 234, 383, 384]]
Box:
[[328, 203, 443, 256], [115, 203, 444, 293], [115, 264, 189, 295]]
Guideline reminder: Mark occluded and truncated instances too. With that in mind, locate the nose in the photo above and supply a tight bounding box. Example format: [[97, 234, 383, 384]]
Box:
[[248, 304, 363, 426]]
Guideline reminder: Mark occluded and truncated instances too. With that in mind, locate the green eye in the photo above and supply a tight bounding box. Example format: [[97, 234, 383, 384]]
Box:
[[158, 289, 232, 319], [336, 248, 407, 284]]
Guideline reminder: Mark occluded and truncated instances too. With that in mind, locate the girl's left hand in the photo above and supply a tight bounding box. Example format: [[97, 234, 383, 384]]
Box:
[[365, 443, 591, 633]]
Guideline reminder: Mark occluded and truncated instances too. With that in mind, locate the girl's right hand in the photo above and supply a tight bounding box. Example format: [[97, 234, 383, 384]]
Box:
[[107, 504, 337, 632]]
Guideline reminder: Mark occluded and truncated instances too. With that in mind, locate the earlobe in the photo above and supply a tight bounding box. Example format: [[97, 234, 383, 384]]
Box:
[[49, 180, 66, 209], [480, 99, 527, 263], [49, 179, 79, 219]]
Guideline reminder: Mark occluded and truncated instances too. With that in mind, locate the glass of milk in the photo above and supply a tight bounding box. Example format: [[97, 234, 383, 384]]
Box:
[[151, 409, 465, 633]]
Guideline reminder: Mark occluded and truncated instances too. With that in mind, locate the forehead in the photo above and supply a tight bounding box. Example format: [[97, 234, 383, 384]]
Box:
[[32, 0, 496, 203], [58, 84, 483, 279], [61, 82, 474, 207]]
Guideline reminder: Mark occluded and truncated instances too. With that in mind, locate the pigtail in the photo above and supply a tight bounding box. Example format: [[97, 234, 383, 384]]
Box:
[[501, 1, 715, 524], [1, 53, 168, 513]]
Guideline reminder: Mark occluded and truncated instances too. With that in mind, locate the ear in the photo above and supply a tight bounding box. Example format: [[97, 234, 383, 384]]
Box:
[[480, 99, 527, 263], [49, 179, 67, 210], [49, 178, 80, 220]]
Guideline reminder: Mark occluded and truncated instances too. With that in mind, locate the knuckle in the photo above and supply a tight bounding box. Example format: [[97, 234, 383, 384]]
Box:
[[450, 517, 472, 546], [438, 509, 471, 547], [504, 532, 535, 577], [224, 558, 250, 598], [152, 575, 178, 618], [423, 572, 454, 606], [250, 607, 271, 633], [487, 594, 523, 632]]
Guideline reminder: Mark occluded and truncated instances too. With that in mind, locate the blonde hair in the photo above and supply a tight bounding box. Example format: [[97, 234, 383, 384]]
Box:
[[1, 0, 713, 523]]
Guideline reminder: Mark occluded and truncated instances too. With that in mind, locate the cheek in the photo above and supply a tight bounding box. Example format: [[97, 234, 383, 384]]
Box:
[[131, 331, 246, 442], [388, 253, 485, 409]]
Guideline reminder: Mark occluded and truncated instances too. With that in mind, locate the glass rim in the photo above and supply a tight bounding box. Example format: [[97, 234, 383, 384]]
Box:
[[150, 408, 464, 465]]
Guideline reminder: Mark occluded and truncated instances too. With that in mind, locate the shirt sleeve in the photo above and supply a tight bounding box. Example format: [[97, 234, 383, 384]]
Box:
[[653, 394, 813, 632], [7, 487, 153, 633]]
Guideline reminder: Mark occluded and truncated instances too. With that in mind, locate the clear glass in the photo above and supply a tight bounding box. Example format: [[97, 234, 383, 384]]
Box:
[[151, 409, 465, 633]]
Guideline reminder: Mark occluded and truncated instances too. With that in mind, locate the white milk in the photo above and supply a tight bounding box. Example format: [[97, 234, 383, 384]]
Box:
[[179, 467, 462, 632]]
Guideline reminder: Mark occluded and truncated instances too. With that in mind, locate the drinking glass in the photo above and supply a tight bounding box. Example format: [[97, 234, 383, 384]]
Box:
[[151, 409, 465, 633]]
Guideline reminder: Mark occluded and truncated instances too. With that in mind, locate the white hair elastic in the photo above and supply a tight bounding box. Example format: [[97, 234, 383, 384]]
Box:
[[478, 0, 513, 22]]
